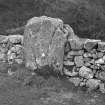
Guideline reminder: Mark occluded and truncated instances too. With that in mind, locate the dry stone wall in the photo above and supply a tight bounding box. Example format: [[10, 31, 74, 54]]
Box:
[[64, 38, 105, 93], [0, 35, 23, 65], [0, 16, 105, 93]]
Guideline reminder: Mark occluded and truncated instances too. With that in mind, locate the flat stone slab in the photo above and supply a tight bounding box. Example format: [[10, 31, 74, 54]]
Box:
[[84, 39, 101, 51]]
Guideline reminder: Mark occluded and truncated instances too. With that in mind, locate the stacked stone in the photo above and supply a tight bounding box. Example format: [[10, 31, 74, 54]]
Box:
[[0, 35, 24, 64], [64, 38, 105, 93]]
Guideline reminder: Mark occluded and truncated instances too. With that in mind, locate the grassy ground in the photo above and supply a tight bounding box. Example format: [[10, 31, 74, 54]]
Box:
[[0, 63, 105, 105], [0, 0, 105, 104]]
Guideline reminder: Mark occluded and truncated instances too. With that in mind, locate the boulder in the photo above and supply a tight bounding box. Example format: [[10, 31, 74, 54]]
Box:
[[24, 16, 71, 72], [79, 66, 93, 79]]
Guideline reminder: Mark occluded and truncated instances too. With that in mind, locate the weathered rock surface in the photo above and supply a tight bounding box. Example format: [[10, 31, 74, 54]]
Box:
[[86, 79, 100, 90], [79, 66, 93, 79], [69, 39, 84, 50], [84, 39, 100, 51], [24, 16, 70, 72], [74, 56, 84, 67]]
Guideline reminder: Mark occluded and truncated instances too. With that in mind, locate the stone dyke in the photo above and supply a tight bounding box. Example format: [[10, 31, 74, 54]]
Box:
[[64, 38, 105, 93], [0, 16, 105, 93], [0, 35, 23, 65]]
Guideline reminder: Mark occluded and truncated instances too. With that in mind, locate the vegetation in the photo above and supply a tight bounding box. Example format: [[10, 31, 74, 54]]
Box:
[[0, 0, 105, 40]]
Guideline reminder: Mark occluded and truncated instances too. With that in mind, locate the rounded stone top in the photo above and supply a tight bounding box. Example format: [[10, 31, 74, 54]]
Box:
[[26, 16, 64, 29]]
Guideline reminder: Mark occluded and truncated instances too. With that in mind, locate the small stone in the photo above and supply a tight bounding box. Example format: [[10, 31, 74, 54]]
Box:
[[84, 39, 100, 51], [99, 83, 105, 93], [64, 41, 71, 53], [102, 55, 105, 60], [90, 65, 94, 69], [63, 60, 74, 66], [64, 68, 78, 77], [15, 59, 23, 64], [0, 52, 6, 62], [80, 81, 86, 87], [93, 69, 97, 74], [92, 54, 98, 59], [90, 49, 97, 54], [97, 71, 105, 81], [74, 56, 84, 67], [86, 79, 100, 90], [79, 66, 93, 79], [91, 65, 99, 70], [83, 53, 92, 58], [95, 58, 104, 64], [84, 62, 91, 67], [68, 77, 82, 86], [67, 50, 84, 56], [100, 65, 105, 71], [66, 54, 74, 59], [98, 42, 105, 52], [69, 39, 84, 50], [8, 35, 23, 44], [97, 52, 104, 58], [89, 59, 95, 65], [83, 57, 91, 63]]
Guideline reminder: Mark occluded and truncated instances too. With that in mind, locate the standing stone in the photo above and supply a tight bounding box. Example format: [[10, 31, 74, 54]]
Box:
[[74, 56, 84, 67], [24, 16, 71, 73]]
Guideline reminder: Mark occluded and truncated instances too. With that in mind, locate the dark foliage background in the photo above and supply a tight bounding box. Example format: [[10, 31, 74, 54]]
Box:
[[0, 0, 105, 40]]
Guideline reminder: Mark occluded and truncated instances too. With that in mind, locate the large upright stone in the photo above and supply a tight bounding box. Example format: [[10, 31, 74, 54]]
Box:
[[24, 16, 71, 72]]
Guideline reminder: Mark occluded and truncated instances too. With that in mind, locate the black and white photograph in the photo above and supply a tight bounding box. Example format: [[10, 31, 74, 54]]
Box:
[[0, 0, 105, 105]]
